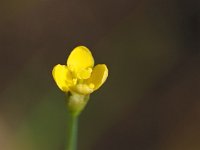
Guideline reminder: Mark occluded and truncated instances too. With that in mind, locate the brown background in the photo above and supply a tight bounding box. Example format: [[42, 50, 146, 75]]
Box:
[[0, 0, 200, 150]]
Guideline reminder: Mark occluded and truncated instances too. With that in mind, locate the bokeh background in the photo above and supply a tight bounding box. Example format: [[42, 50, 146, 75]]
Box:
[[0, 0, 200, 150]]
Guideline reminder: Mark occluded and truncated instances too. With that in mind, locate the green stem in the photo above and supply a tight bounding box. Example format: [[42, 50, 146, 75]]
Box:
[[66, 114, 78, 150]]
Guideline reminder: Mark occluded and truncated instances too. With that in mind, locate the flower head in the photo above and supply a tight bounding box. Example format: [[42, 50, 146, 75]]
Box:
[[52, 46, 108, 95]]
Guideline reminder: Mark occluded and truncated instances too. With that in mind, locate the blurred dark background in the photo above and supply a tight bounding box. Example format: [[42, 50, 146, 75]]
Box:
[[0, 0, 200, 150]]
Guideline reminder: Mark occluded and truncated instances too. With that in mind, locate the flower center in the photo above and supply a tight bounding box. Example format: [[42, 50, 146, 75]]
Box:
[[68, 67, 94, 94]]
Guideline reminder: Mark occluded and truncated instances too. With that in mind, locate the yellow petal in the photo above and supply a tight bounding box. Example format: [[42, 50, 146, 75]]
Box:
[[67, 46, 94, 73], [86, 64, 108, 91], [77, 68, 92, 79], [52, 64, 73, 92]]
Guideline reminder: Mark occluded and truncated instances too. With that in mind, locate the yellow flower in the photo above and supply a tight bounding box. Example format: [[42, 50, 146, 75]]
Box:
[[52, 46, 108, 95]]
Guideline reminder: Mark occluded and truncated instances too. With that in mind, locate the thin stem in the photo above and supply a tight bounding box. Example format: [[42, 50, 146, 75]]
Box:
[[66, 114, 78, 150]]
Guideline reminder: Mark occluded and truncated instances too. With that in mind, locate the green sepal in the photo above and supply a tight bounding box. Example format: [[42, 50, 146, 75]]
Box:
[[66, 92, 90, 117]]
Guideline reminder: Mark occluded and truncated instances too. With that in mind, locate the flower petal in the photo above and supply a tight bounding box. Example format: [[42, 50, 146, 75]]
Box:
[[86, 64, 108, 91], [77, 68, 92, 79], [67, 46, 94, 73], [52, 64, 73, 92]]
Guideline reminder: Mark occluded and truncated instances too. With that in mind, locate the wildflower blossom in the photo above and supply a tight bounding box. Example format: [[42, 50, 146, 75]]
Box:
[[52, 46, 108, 95]]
